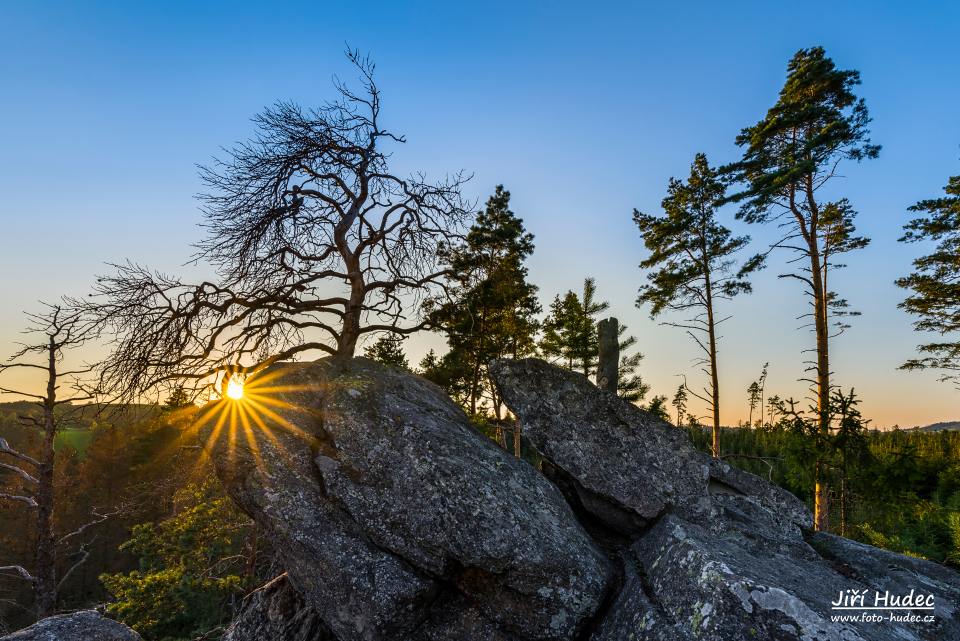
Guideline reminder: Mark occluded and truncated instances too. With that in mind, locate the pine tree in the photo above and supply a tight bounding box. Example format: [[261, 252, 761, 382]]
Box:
[[635, 153, 762, 456], [163, 386, 192, 410], [672, 384, 688, 427], [428, 186, 541, 415], [646, 395, 670, 423], [363, 335, 410, 369], [747, 381, 761, 428], [896, 173, 960, 388], [757, 362, 769, 427], [723, 47, 879, 530], [540, 278, 649, 402]]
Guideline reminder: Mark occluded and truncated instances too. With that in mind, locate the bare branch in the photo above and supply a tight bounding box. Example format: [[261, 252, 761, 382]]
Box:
[[0, 493, 38, 508], [0, 566, 34, 583]]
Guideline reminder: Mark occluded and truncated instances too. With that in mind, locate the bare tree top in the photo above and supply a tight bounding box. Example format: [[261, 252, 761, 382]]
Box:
[[86, 50, 472, 401]]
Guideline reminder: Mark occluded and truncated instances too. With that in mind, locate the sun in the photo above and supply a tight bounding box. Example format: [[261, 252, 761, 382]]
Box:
[[225, 374, 245, 400]]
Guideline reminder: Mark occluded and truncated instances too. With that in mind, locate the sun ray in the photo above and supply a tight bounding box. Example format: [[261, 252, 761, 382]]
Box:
[[235, 401, 267, 474]]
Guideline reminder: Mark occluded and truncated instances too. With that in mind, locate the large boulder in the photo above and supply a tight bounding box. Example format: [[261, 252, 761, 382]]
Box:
[[490, 358, 813, 538], [490, 358, 959, 641], [0, 611, 141, 641], [200, 361, 433, 641], [209, 356, 960, 641], [201, 358, 611, 641], [489, 358, 712, 534], [630, 513, 958, 641]]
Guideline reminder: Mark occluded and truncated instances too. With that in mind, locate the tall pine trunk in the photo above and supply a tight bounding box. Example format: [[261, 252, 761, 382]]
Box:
[[702, 253, 721, 458], [809, 226, 831, 532]]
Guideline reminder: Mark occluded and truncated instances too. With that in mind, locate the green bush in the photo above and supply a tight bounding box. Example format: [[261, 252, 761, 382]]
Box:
[[100, 481, 251, 641]]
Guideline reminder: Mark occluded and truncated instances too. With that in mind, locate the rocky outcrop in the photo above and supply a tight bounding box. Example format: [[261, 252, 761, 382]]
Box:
[[200, 358, 611, 641], [200, 356, 958, 641], [491, 358, 959, 641], [489, 358, 712, 535], [0, 610, 141, 641], [223, 574, 333, 641]]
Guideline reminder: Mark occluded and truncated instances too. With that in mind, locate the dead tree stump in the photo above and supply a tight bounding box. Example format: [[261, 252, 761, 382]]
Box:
[[596, 317, 619, 394]]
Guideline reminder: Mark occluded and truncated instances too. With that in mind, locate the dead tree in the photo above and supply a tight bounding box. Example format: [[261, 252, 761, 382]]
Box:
[[596, 317, 619, 393], [86, 50, 471, 400], [0, 305, 110, 619]]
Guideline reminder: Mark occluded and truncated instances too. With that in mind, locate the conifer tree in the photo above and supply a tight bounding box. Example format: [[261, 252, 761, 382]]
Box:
[[723, 47, 879, 530], [363, 335, 410, 369], [646, 395, 670, 423], [635, 153, 761, 456], [540, 278, 649, 402], [428, 186, 541, 415], [671, 384, 688, 427], [747, 381, 761, 427], [896, 172, 960, 389]]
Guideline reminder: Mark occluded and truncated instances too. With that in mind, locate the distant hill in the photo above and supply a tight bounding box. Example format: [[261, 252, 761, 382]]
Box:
[[911, 421, 960, 432], [0, 401, 162, 430]]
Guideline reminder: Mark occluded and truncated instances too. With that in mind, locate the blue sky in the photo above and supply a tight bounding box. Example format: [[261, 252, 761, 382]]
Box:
[[1, 1, 958, 425]]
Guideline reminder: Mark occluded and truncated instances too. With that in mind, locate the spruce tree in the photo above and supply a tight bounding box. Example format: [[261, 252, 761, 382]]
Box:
[[429, 186, 541, 415], [540, 278, 649, 402], [723, 47, 879, 530], [635, 153, 762, 456], [363, 335, 410, 369], [672, 384, 688, 427], [896, 173, 960, 388]]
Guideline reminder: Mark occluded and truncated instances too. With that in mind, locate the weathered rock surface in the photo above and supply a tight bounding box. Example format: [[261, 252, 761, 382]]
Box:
[[223, 574, 334, 641], [708, 458, 813, 533], [490, 358, 959, 641], [489, 358, 712, 535], [0, 610, 141, 641], [809, 531, 960, 639], [200, 361, 433, 641], [201, 358, 611, 641], [201, 356, 959, 641]]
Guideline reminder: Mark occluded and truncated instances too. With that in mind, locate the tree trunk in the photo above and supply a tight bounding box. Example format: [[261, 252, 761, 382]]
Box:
[[596, 318, 619, 394], [337, 275, 365, 360], [495, 425, 507, 449], [703, 265, 721, 458], [34, 338, 58, 618], [513, 419, 521, 458], [809, 227, 831, 533], [468, 308, 489, 416]]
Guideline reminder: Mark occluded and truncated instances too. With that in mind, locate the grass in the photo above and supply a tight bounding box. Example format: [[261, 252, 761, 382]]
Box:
[[55, 429, 94, 456]]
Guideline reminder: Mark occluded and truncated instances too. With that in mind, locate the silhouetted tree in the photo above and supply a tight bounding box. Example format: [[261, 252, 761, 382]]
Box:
[[723, 47, 879, 530], [896, 172, 960, 389], [671, 384, 688, 427], [87, 50, 470, 400], [635, 153, 762, 456], [766, 393, 781, 427], [0, 305, 109, 619], [363, 335, 409, 369], [417, 349, 471, 406], [747, 381, 761, 428], [646, 395, 669, 423], [757, 362, 769, 427], [163, 386, 192, 410]]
